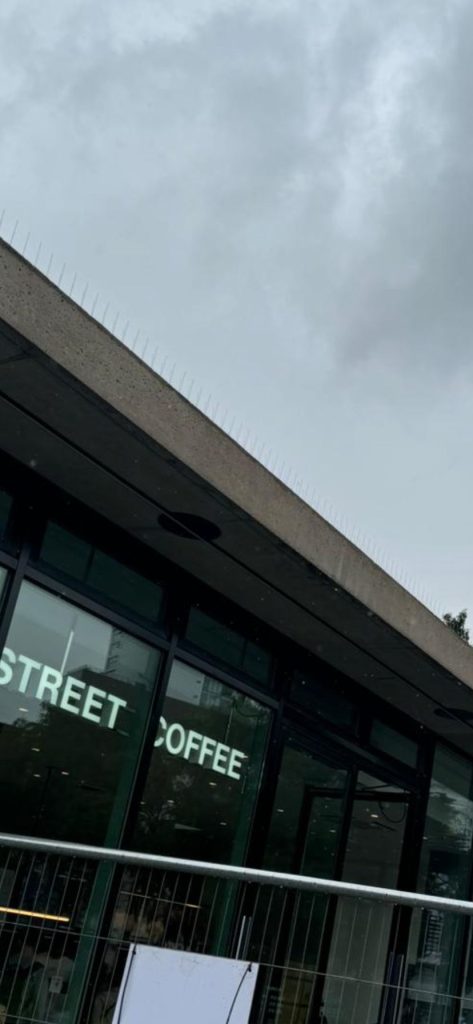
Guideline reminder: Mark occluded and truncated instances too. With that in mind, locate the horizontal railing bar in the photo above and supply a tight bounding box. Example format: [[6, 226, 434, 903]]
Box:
[[1, 832, 473, 915]]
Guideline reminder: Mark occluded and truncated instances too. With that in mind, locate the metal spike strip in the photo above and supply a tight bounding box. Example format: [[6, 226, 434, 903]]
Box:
[[0, 221, 446, 621]]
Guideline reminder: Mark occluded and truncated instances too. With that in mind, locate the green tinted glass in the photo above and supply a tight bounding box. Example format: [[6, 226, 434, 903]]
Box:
[[0, 580, 160, 844], [371, 719, 418, 767], [404, 747, 473, 1021], [290, 669, 356, 729], [264, 742, 347, 873], [186, 607, 272, 685], [133, 658, 270, 864], [39, 521, 164, 625]]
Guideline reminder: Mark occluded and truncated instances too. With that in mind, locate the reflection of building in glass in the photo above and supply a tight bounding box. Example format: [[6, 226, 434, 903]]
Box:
[[200, 677, 230, 710], [105, 629, 156, 688]]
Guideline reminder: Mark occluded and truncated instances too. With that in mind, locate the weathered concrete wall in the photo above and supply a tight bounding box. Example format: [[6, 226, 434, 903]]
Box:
[[1, 238, 471, 691]]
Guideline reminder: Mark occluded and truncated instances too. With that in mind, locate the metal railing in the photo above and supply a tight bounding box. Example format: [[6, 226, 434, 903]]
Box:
[[0, 833, 473, 1024]]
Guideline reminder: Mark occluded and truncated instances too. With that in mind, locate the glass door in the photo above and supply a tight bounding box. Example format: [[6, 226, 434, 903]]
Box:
[[322, 772, 410, 1024], [255, 735, 413, 1024], [253, 737, 349, 1024]]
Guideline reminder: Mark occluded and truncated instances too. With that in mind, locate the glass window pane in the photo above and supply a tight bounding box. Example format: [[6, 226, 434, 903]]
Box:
[[290, 669, 357, 730], [419, 746, 473, 896], [260, 741, 347, 1015], [264, 742, 348, 873], [41, 520, 91, 579], [0, 567, 6, 599], [323, 773, 409, 1024], [0, 581, 160, 844], [39, 521, 164, 625], [370, 719, 418, 768], [132, 659, 270, 864], [343, 771, 409, 887], [404, 747, 473, 1023], [185, 606, 272, 685]]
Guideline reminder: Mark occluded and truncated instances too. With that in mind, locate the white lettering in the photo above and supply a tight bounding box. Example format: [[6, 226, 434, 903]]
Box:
[[106, 694, 127, 730], [198, 735, 216, 766], [60, 675, 85, 715], [0, 647, 129, 731], [166, 722, 186, 756], [154, 717, 167, 747], [0, 647, 15, 685], [184, 730, 202, 762], [82, 686, 106, 724], [152, 718, 247, 780], [1, 645, 248, 775], [228, 749, 245, 781], [212, 742, 230, 775], [17, 655, 42, 694], [36, 665, 62, 704]]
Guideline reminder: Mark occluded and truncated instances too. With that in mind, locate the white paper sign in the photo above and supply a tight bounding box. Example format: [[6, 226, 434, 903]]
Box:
[[112, 945, 259, 1024]]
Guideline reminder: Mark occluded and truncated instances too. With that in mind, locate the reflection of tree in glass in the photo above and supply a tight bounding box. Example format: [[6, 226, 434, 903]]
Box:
[[430, 790, 473, 855]]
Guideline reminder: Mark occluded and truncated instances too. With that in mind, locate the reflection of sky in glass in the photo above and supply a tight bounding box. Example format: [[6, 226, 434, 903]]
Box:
[[0, 581, 158, 727], [13, 582, 112, 671]]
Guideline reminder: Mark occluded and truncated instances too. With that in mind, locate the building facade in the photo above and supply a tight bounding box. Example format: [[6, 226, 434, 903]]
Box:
[[1, 239, 473, 1022]]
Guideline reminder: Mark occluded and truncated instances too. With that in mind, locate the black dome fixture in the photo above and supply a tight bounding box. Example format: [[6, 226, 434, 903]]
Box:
[[158, 511, 221, 542]]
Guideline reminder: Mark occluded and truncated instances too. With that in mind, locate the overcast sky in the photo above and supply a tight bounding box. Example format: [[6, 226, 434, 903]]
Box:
[[1, 0, 473, 620]]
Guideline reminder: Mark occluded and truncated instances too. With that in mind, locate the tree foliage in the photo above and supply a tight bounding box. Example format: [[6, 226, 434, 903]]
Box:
[[443, 609, 470, 643]]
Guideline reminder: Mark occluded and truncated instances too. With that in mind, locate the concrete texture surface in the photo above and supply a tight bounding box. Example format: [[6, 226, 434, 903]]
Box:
[[1, 237, 472, 726]]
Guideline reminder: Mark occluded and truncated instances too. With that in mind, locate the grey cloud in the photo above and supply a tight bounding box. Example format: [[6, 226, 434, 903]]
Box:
[[2, 0, 473, 615], [4, 0, 468, 381]]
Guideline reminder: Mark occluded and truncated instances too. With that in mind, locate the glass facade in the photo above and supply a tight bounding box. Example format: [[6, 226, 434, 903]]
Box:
[[0, 457, 473, 1024], [185, 605, 272, 685], [290, 668, 357, 730], [0, 582, 160, 844], [133, 659, 270, 863], [38, 520, 165, 626], [264, 742, 347, 874], [371, 719, 418, 768], [405, 747, 473, 1023]]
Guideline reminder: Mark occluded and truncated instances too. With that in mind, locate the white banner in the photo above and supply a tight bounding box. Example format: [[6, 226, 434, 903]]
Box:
[[111, 945, 259, 1024]]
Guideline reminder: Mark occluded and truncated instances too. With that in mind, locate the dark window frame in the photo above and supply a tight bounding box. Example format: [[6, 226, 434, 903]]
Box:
[[0, 447, 452, 879]]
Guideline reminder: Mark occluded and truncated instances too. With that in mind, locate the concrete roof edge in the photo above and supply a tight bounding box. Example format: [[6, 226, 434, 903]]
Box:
[[0, 238, 471, 687]]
